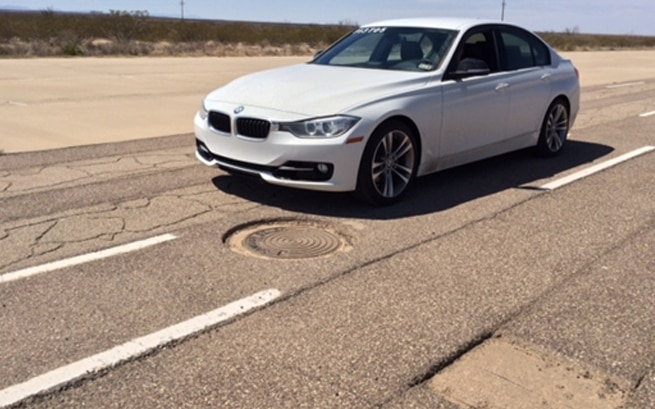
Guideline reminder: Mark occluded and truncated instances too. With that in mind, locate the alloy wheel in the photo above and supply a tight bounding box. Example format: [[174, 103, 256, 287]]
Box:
[[370, 130, 416, 199], [545, 103, 569, 153]]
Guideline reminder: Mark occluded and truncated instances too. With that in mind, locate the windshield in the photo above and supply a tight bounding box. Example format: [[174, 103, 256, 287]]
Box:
[[312, 26, 457, 72]]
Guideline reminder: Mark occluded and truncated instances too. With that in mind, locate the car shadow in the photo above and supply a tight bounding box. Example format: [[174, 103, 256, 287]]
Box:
[[211, 141, 614, 220]]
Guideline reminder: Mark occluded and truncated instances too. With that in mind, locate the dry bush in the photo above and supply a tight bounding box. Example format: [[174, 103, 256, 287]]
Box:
[[539, 32, 655, 51], [1, 10, 654, 58], [0, 10, 349, 57]]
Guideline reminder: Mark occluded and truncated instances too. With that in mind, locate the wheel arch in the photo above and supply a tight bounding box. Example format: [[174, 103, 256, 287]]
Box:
[[550, 94, 571, 113]]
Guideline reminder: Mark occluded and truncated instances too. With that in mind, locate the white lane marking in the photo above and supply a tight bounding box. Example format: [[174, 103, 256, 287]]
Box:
[[0, 288, 281, 408], [0, 234, 177, 284], [6, 100, 28, 107], [639, 110, 655, 118], [606, 81, 645, 89], [540, 146, 655, 191]]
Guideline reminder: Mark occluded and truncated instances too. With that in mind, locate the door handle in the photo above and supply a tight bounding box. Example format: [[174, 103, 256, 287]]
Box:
[[541, 72, 552, 80], [495, 83, 510, 91]]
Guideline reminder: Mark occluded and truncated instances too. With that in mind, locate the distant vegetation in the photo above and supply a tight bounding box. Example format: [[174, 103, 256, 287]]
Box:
[[540, 31, 655, 51], [1, 10, 654, 57], [0, 10, 352, 57]]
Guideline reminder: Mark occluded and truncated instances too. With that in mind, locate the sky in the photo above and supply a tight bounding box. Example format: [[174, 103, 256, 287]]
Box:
[[2, 0, 655, 36]]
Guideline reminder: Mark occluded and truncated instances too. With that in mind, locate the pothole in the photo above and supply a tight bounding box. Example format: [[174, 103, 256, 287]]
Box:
[[224, 219, 352, 260]]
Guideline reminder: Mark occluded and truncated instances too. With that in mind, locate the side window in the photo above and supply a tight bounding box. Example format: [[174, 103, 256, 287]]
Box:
[[500, 28, 551, 70], [500, 31, 533, 70], [454, 29, 498, 72], [530, 36, 551, 66]]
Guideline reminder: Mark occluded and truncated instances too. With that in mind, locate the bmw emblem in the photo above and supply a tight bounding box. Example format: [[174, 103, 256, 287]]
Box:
[[234, 106, 245, 114]]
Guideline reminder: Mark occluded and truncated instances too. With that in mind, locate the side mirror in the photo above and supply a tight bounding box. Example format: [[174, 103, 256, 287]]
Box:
[[449, 58, 491, 79]]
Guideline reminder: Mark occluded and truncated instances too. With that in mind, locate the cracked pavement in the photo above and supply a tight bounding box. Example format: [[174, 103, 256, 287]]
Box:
[[0, 142, 206, 271], [3, 71, 653, 275]]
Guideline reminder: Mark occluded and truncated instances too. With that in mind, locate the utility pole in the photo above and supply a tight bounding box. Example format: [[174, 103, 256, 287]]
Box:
[[180, 0, 185, 21], [501, 0, 506, 21]]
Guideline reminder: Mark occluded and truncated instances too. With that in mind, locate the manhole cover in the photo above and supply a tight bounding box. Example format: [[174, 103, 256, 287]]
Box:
[[225, 220, 349, 259]]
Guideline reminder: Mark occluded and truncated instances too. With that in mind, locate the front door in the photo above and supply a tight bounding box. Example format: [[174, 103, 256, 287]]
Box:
[[438, 29, 511, 167]]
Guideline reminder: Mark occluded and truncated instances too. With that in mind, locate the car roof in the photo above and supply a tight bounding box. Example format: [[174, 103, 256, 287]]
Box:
[[362, 17, 503, 32]]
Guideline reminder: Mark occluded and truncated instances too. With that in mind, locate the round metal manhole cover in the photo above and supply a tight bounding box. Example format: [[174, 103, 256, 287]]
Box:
[[225, 220, 350, 260]]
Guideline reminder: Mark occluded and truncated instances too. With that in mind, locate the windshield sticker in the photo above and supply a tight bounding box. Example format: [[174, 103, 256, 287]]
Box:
[[354, 27, 387, 35]]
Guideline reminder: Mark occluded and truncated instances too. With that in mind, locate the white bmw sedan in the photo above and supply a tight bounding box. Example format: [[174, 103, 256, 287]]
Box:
[[194, 18, 579, 205]]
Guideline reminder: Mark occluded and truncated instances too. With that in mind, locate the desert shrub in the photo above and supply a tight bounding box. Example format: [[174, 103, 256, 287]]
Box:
[[1, 10, 653, 57], [62, 43, 83, 56]]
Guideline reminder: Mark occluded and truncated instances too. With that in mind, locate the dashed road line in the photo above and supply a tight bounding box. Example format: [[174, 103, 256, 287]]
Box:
[[0, 234, 177, 284], [0, 288, 281, 408], [606, 81, 645, 89], [540, 146, 655, 191], [639, 110, 655, 118], [5, 100, 28, 107]]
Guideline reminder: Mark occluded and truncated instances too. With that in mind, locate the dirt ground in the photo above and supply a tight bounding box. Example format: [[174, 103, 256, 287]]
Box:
[[1, 50, 654, 153], [561, 50, 655, 87]]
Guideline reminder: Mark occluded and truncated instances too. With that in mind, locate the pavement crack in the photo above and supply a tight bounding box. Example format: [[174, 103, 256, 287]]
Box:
[[119, 198, 151, 210], [124, 208, 213, 233], [65, 165, 93, 177], [633, 362, 655, 390], [14, 166, 46, 177], [176, 195, 215, 210], [68, 157, 122, 168], [33, 220, 57, 243], [132, 156, 149, 166], [406, 331, 494, 389], [29, 242, 64, 258]]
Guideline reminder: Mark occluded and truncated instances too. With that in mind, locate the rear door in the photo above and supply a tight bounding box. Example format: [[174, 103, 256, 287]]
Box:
[[498, 27, 553, 141]]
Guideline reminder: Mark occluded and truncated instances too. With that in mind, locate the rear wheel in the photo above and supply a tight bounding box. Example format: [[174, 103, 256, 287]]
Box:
[[536, 99, 569, 157], [355, 120, 418, 205]]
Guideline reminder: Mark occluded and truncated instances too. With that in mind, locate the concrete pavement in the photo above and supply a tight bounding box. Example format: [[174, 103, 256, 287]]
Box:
[[2, 51, 655, 153]]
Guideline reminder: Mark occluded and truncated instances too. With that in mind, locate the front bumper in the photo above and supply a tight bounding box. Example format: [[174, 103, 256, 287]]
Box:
[[194, 112, 366, 193]]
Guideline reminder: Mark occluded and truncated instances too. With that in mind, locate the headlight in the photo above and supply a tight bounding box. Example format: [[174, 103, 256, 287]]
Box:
[[279, 116, 359, 138], [198, 100, 209, 120]]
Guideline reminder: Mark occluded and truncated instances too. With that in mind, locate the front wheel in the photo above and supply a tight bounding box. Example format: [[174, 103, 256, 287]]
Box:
[[355, 120, 418, 205], [536, 99, 570, 157]]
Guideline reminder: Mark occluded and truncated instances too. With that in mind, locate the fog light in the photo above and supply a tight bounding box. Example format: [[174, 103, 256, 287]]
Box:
[[317, 163, 330, 174]]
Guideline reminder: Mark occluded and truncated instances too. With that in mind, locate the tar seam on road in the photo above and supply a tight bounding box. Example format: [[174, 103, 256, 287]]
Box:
[[0, 288, 282, 408], [539, 146, 655, 191], [0, 234, 177, 284]]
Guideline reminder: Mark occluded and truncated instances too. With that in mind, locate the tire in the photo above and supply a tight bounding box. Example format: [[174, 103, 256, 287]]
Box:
[[536, 99, 570, 157], [355, 120, 418, 205]]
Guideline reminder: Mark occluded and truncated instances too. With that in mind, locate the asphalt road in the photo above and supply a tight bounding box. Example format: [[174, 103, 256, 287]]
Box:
[[1, 78, 654, 408]]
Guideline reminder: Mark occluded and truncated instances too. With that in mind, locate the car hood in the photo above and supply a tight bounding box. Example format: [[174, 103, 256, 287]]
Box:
[[205, 63, 432, 118]]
